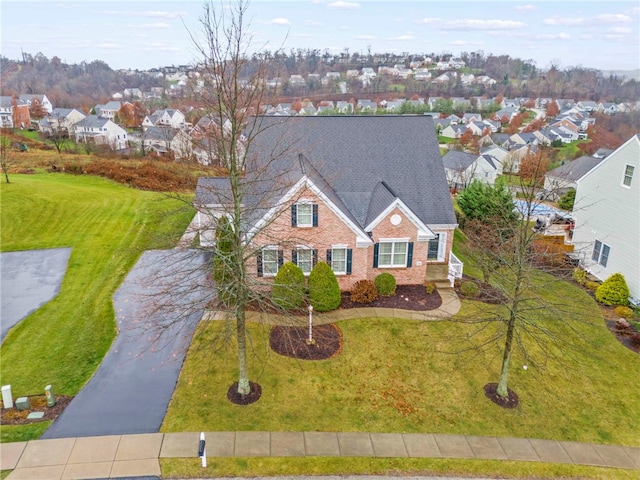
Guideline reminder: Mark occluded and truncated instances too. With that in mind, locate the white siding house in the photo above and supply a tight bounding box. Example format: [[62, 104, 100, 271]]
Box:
[[572, 135, 640, 304]]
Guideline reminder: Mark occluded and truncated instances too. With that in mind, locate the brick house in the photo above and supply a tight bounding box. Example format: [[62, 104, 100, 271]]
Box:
[[194, 116, 461, 290]]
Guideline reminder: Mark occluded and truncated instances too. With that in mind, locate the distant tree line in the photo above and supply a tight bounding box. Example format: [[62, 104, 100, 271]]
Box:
[[1, 50, 639, 109]]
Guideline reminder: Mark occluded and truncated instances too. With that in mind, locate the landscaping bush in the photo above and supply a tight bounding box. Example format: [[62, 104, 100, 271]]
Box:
[[558, 188, 576, 211], [374, 272, 396, 296], [585, 280, 600, 291], [308, 261, 341, 312], [614, 306, 634, 319], [572, 267, 587, 286], [460, 280, 480, 298], [272, 262, 306, 310], [595, 273, 630, 306], [350, 279, 378, 304], [425, 281, 436, 295]]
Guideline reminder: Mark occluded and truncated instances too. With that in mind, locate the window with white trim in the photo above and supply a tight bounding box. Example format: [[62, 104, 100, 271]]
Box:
[[261, 247, 280, 276], [376, 240, 411, 268], [331, 247, 347, 274], [622, 164, 634, 187], [293, 247, 317, 275], [291, 202, 318, 227], [427, 232, 447, 262], [591, 240, 610, 267]]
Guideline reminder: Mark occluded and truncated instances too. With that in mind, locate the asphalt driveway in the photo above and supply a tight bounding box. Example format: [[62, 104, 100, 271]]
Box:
[[0, 248, 72, 341], [42, 249, 213, 439]]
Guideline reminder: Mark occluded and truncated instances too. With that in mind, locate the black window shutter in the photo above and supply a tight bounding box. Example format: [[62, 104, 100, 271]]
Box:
[[407, 242, 414, 267], [257, 251, 263, 277], [312, 249, 318, 266], [278, 250, 284, 267], [347, 249, 353, 274], [326, 249, 332, 266], [373, 243, 379, 268], [292, 250, 297, 265], [312, 204, 318, 227], [291, 204, 297, 227]]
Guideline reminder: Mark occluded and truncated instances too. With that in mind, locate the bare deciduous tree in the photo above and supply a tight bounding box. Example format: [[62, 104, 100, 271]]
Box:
[[1, 134, 13, 183]]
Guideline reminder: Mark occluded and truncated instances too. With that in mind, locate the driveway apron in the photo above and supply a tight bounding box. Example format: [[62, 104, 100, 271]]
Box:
[[1, 248, 72, 341], [42, 249, 213, 439]]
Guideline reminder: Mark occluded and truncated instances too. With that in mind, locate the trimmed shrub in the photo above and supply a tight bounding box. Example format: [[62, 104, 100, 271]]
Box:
[[460, 280, 480, 298], [350, 279, 378, 304], [572, 267, 587, 286], [614, 306, 634, 319], [375, 272, 396, 296], [584, 280, 600, 291], [425, 281, 436, 295], [595, 273, 630, 306], [272, 262, 306, 310], [308, 261, 341, 312]]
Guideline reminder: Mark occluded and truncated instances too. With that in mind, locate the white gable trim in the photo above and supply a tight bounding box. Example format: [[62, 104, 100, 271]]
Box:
[[248, 176, 373, 246], [365, 198, 436, 242]]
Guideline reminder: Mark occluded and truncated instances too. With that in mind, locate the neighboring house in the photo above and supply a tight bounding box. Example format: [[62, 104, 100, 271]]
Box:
[[0, 96, 31, 128], [480, 144, 511, 169], [141, 109, 186, 130], [73, 115, 128, 150], [571, 135, 640, 304], [95, 101, 131, 120], [440, 124, 466, 139], [19, 94, 53, 114], [543, 155, 605, 197], [194, 116, 461, 290], [142, 126, 192, 159], [39, 108, 86, 135], [442, 150, 501, 189]]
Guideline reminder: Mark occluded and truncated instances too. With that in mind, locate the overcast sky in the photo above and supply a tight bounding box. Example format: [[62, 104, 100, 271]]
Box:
[[2, 0, 639, 72]]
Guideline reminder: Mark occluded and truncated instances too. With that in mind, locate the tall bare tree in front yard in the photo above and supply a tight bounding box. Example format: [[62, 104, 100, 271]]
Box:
[[452, 165, 600, 406]]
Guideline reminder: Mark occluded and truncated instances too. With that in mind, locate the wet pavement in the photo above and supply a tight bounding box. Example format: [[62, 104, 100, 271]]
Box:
[[41, 249, 213, 439], [0, 247, 72, 341]]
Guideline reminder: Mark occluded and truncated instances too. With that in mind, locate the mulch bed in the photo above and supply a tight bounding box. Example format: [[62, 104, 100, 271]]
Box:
[[340, 284, 442, 311], [483, 383, 519, 408], [1, 395, 74, 425], [227, 381, 262, 405], [270, 323, 343, 360], [604, 319, 640, 355]]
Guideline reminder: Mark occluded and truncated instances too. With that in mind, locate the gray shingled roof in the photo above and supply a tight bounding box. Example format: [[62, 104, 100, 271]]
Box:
[[76, 115, 109, 128], [196, 116, 456, 232], [442, 150, 477, 171], [545, 155, 605, 182]]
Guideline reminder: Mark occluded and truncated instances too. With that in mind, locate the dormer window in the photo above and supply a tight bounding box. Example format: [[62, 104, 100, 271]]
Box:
[[291, 202, 318, 227]]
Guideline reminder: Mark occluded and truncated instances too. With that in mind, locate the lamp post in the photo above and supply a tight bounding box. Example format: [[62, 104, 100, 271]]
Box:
[[306, 305, 316, 345]]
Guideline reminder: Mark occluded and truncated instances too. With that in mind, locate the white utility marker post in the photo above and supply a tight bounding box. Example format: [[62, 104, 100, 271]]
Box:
[[199, 431, 206, 467]]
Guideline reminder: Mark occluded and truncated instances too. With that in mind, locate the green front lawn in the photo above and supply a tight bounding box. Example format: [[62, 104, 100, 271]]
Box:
[[0, 173, 193, 441]]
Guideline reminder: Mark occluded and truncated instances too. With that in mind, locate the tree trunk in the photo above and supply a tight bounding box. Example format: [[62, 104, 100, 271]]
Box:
[[235, 308, 250, 395], [497, 311, 516, 397]]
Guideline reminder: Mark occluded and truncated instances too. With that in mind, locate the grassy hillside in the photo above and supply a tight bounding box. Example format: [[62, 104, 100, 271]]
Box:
[[0, 173, 193, 396]]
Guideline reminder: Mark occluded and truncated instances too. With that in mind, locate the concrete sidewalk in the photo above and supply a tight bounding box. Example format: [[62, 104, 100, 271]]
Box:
[[2, 432, 638, 479]]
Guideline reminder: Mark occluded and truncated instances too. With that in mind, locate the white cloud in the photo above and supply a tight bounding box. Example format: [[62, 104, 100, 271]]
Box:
[[536, 33, 571, 40], [304, 20, 324, 27], [543, 17, 585, 26], [96, 42, 123, 50], [416, 18, 524, 30], [593, 14, 632, 24], [102, 10, 186, 19], [266, 18, 292, 26], [608, 27, 632, 34], [327, 1, 361, 10], [355, 35, 375, 40], [387, 34, 415, 41], [128, 23, 171, 29], [449, 40, 484, 46], [515, 4, 536, 11]]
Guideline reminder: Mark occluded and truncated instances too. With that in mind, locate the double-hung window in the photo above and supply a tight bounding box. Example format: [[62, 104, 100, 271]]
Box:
[[291, 202, 318, 227], [293, 247, 317, 275], [591, 240, 610, 267], [258, 247, 282, 277], [622, 165, 634, 187], [375, 240, 413, 268], [327, 246, 352, 275]]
